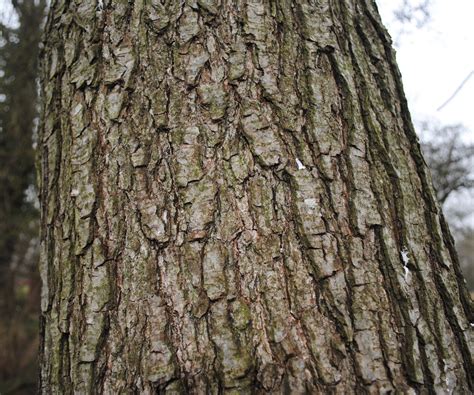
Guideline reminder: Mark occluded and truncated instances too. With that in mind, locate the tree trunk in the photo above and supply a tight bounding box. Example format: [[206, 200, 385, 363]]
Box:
[[38, 0, 473, 393]]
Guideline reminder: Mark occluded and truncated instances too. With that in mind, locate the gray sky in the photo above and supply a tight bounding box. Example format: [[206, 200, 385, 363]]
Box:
[[378, 0, 474, 141]]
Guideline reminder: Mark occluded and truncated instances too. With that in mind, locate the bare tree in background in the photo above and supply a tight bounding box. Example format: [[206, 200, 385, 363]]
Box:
[[393, 0, 432, 28], [383, 0, 433, 44], [420, 123, 474, 206]]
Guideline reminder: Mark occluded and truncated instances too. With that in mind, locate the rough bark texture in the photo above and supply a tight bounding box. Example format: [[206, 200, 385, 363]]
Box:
[[39, 0, 473, 393]]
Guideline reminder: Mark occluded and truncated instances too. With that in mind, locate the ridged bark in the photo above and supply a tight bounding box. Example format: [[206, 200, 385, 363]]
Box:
[[39, 0, 473, 393]]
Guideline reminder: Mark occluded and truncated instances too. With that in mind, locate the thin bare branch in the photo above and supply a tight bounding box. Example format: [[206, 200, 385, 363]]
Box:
[[437, 70, 474, 112]]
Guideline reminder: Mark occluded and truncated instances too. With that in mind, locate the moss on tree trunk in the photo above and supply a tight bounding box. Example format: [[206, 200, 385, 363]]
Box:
[[39, 0, 473, 393]]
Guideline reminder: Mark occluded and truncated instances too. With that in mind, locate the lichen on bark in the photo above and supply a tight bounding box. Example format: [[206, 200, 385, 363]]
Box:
[[39, 0, 473, 393]]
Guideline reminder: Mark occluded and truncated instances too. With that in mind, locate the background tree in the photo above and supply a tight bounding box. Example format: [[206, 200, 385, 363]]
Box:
[[419, 122, 473, 206], [381, 0, 433, 45], [393, 0, 431, 28], [0, 1, 46, 393], [38, 1, 473, 393]]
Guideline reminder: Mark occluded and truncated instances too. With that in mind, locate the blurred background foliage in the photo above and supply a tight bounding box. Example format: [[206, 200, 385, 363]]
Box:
[[0, 0, 472, 393], [0, 1, 46, 394]]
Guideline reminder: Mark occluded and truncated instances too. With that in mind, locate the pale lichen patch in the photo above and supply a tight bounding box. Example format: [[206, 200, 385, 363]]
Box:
[[131, 146, 148, 167], [186, 178, 218, 236], [70, 56, 95, 88], [139, 202, 169, 243], [197, 0, 218, 14], [197, 83, 227, 120], [203, 242, 226, 300], [304, 198, 317, 210], [178, 6, 200, 43], [145, 0, 171, 33], [241, 112, 286, 167], [105, 86, 126, 120], [104, 41, 135, 85], [185, 44, 209, 85], [228, 40, 246, 81]]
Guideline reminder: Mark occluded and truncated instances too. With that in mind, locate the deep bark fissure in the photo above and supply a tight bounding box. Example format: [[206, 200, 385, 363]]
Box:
[[39, 0, 472, 393]]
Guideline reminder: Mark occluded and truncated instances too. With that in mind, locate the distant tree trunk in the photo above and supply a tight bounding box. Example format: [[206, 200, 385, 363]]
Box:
[[39, 1, 473, 393]]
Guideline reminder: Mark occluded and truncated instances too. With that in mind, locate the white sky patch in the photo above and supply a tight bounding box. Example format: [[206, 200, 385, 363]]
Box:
[[296, 158, 306, 170], [377, 0, 474, 141]]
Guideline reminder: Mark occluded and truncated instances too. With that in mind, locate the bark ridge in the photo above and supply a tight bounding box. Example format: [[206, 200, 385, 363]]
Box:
[[39, 0, 473, 393]]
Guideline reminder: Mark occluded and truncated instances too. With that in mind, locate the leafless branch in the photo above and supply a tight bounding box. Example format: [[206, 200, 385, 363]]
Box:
[[437, 70, 474, 112]]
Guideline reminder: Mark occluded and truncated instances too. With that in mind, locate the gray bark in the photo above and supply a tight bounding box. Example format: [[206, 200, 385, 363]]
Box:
[[39, 0, 473, 393]]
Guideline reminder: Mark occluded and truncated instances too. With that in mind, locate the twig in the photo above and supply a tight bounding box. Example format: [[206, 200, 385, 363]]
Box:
[[437, 70, 474, 112]]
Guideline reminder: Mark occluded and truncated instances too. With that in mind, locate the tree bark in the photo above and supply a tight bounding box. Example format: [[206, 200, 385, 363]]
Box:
[[39, 0, 473, 393]]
